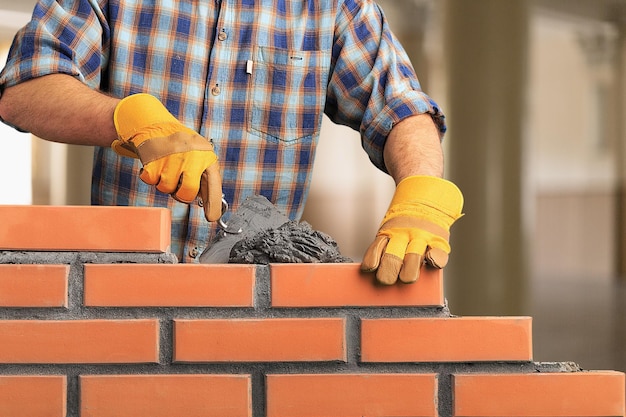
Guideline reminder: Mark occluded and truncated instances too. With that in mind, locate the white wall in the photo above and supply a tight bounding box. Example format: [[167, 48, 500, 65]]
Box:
[[0, 43, 32, 205], [1, 0, 622, 276], [301, 117, 395, 261]]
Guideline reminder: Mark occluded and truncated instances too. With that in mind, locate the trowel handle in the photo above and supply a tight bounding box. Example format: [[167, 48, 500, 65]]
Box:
[[218, 195, 243, 235]]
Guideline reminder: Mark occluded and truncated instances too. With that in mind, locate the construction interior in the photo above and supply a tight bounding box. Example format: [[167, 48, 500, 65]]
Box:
[[0, 0, 625, 412]]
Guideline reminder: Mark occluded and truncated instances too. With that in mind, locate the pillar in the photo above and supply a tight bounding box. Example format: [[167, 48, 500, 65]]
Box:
[[65, 144, 93, 205], [31, 140, 92, 206], [612, 15, 626, 283], [443, 0, 530, 315]]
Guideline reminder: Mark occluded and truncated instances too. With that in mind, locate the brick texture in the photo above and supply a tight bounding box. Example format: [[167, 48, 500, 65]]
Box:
[[0, 205, 170, 252], [84, 264, 255, 307], [0, 264, 68, 307], [0, 205, 624, 416], [271, 263, 444, 307], [266, 373, 438, 417], [0, 320, 159, 363], [361, 317, 533, 362], [453, 372, 626, 416], [80, 375, 251, 417], [174, 318, 346, 362], [0, 376, 66, 417]]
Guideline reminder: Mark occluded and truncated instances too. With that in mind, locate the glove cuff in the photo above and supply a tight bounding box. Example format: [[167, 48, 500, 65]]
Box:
[[113, 93, 180, 142], [391, 175, 464, 220]]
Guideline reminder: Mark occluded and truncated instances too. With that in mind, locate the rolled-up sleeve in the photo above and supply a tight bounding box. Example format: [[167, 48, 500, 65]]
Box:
[[0, 0, 109, 92], [326, 0, 445, 172]]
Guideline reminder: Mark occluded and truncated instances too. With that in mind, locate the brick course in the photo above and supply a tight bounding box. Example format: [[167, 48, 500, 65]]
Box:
[[0, 205, 624, 417], [80, 375, 251, 417], [0, 319, 159, 364], [266, 373, 439, 417], [361, 317, 533, 362], [453, 372, 626, 416], [173, 318, 347, 362], [0, 205, 170, 252], [84, 264, 256, 307], [270, 262, 445, 307], [0, 376, 67, 417], [0, 264, 68, 307]]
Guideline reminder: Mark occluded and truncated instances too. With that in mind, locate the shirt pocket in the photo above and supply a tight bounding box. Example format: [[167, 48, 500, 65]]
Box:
[[248, 45, 330, 144]]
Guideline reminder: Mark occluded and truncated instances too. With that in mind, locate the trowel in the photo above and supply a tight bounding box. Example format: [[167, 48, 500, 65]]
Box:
[[199, 195, 290, 263]]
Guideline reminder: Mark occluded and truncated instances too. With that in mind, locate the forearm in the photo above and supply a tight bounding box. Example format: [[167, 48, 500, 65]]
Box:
[[0, 74, 119, 147], [383, 113, 444, 183]]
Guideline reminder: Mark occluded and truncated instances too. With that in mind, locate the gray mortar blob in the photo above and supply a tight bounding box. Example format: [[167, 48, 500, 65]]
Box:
[[230, 220, 353, 264], [199, 194, 352, 264]]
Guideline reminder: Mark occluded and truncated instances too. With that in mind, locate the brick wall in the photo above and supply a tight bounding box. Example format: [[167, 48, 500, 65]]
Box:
[[0, 205, 624, 417]]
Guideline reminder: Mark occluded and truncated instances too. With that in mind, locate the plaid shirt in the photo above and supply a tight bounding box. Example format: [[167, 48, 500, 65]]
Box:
[[0, 0, 445, 262]]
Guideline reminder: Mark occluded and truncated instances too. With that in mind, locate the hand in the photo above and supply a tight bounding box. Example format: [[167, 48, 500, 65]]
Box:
[[361, 175, 463, 285], [111, 93, 223, 221]]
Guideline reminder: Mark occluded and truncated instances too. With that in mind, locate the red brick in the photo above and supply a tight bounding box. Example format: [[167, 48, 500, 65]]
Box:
[[0, 376, 66, 417], [361, 317, 533, 362], [0, 205, 170, 252], [80, 374, 251, 417], [174, 318, 346, 362], [266, 373, 438, 417], [84, 264, 255, 307], [0, 264, 68, 307], [270, 263, 444, 307], [0, 320, 159, 363], [453, 372, 625, 416]]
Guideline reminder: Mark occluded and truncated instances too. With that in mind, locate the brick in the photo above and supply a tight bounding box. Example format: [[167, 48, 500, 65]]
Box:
[[0, 205, 170, 252], [266, 373, 438, 417], [361, 317, 532, 362], [174, 318, 346, 362], [0, 376, 66, 417], [84, 264, 255, 307], [453, 372, 626, 416], [80, 374, 251, 417], [0, 264, 68, 307], [0, 320, 159, 363], [270, 263, 444, 307]]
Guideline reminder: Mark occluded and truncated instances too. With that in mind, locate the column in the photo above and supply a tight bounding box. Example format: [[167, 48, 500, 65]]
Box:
[[443, 0, 530, 315], [65, 144, 93, 205], [611, 19, 626, 283]]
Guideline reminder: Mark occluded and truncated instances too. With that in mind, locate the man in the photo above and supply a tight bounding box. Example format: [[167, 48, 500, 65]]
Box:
[[0, 0, 463, 285]]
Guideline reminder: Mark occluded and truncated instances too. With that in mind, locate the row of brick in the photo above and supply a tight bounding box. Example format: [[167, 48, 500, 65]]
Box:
[[2, 205, 624, 416], [0, 263, 445, 307], [2, 372, 623, 417], [0, 316, 531, 363], [0, 205, 171, 253]]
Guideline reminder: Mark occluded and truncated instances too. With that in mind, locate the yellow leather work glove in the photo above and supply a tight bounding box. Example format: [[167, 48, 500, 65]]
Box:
[[111, 93, 223, 222], [361, 175, 464, 285]]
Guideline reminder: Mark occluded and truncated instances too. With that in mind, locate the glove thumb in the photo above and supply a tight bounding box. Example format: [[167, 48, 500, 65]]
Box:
[[200, 163, 223, 222]]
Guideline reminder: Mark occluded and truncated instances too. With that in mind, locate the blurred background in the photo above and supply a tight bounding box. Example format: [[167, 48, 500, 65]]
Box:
[[0, 0, 624, 374]]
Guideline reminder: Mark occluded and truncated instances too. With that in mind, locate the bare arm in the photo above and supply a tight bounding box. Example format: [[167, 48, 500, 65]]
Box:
[[0, 74, 119, 147], [383, 113, 444, 183]]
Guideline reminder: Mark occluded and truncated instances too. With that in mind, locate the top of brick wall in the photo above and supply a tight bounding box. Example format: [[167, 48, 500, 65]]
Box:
[[0, 205, 171, 253]]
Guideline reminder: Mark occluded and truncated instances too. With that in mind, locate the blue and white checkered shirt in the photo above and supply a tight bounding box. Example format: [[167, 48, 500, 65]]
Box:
[[0, 0, 445, 262]]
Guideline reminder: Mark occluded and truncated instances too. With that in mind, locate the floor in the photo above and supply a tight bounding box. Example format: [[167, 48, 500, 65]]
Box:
[[528, 277, 626, 373]]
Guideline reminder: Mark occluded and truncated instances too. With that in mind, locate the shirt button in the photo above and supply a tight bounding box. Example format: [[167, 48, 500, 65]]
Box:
[[189, 247, 199, 259], [211, 85, 221, 96], [218, 30, 228, 41]]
